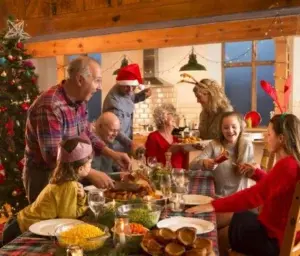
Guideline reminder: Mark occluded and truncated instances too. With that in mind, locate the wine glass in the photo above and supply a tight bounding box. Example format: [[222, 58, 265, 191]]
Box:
[[88, 189, 105, 221], [160, 174, 172, 203], [147, 156, 158, 169], [173, 169, 189, 194]]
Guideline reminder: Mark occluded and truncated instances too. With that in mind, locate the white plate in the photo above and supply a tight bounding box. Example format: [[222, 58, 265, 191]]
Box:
[[157, 216, 214, 234], [29, 219, 84, 236], [183, 194, 213, 205]]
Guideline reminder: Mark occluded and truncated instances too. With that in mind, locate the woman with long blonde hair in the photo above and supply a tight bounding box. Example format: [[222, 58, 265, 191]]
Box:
[[179, 74, 233, 140]]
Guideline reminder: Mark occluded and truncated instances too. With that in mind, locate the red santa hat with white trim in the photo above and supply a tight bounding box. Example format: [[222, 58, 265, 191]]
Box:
[[116, 64, 145, 90]]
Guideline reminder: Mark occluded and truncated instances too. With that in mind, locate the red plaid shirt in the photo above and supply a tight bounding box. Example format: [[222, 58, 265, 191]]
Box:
[[24, 83, 105, 170]]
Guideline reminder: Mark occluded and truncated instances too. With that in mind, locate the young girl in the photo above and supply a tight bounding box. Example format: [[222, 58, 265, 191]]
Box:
[[190, 111, 255, 196], [186, 114, 300, 256], [3, 137, 92, 244]]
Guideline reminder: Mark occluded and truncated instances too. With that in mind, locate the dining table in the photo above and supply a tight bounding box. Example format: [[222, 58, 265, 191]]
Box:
[[0, 171, 219, 256]]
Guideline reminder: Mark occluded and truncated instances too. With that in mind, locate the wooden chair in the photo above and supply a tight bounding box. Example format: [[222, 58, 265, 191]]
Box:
[[260, 141, 276, 171], [228, 181, 300, 256], [280, 181, 300, 256]]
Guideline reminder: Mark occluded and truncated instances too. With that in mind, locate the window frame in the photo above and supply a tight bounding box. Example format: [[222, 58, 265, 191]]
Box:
[[222, 40, 275, 122]]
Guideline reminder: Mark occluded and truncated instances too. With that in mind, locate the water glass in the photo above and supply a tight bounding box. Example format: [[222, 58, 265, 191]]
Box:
[[88, 189, 105, 221], [160, 174, 172, 198], [147, 156, 158, 169], [170, 193, 185, 212]]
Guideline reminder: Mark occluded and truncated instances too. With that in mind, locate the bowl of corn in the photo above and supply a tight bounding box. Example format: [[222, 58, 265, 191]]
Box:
[[55, 222, 110, 251]]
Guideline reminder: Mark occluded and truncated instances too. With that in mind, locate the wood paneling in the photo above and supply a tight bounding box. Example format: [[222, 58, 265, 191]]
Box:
[[84, 0, 111, 10], [2, 0, 300, 36], [25, 15, 299, 58], [24, 0, 82, 18]]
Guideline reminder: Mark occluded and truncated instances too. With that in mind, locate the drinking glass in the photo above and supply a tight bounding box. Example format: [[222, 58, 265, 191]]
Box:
[[88, 189, 105, 221], [147, 156, 158, 169], [170, 193, 185, 212], [160, 174, 172, 201], [173, 169, 190, 194]]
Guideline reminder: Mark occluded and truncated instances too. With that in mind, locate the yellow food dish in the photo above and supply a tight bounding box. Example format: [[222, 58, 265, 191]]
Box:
[[57, 223, 108, 251], [180, 136, 200, 144]]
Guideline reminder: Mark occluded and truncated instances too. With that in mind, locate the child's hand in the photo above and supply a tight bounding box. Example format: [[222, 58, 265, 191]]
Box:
[[77, 183, 85, 199], [238, 163, 257, 177], [203, 159, 218, 170]]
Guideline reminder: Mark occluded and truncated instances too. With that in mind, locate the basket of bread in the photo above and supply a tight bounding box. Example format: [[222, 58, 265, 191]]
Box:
[[141, 227, 215, 256]]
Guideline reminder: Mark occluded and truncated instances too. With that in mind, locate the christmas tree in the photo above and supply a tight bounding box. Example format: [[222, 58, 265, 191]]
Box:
[[0, 17, 39, 219]]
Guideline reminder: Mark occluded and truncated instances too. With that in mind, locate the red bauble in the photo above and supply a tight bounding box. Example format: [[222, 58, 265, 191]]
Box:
[[7, 55, 14, 61], [5, 119, 14, 136], [0, 106, 7, 112], [12, 188, 22, 196], [16, 41, 24, 49], [10, 79, 16, 85], [17, 158, 25, 171], [20, 102, 30, 111], [31, 77, 37, 84], [0, 164, 5, 185]]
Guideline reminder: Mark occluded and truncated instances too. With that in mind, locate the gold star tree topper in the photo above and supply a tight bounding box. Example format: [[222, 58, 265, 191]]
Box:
[[4, 19, 30, 40]]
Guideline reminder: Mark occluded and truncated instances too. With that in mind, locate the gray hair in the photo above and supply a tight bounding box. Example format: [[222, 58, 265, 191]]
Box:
[[67, 56, 98, 79], [153, 103, 177, 129]]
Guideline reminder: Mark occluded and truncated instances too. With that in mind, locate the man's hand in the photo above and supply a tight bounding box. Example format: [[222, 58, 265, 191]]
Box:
[[144, 88, 152, 98], [87, 169, 115, 189], [102, 146, 131, 170]]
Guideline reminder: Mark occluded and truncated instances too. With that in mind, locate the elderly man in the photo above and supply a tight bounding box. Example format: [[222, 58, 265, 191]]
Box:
[[23, 56, 131, 203], [92, 112, 125, 173], [102, 64, 151, 153]]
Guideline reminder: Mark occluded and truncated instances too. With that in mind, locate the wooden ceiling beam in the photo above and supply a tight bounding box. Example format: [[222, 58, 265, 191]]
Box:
[[25, 15, 300, 58], [1, 0, 300, 36]]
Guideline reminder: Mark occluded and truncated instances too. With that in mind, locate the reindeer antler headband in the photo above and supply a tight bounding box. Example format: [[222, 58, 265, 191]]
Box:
[[177, 73, 200, 86]]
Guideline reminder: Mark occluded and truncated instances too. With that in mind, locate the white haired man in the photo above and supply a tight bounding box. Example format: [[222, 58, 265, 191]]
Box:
[[23, 56, 131, 203]]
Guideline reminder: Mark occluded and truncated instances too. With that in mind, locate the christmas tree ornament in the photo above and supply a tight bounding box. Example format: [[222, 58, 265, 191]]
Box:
[[20, 102, 30, 111], [0, 57, 6, 64], [12, 188, 22, 197], [31, 77, 37, 84], [5, 119, 15, 136], [17, 158, 25, 171], [16, 120, 20, 126], [23, 60, 34, 68], [4, 20, 30, 40], [1, 71, 7, 77], [17, 85, 23, 90], [16, 41, 24, 49], [17, 56, 23, 61], [10, 79, 16, 85], [25, 70, 31, 77], [7, 55, 14, 61], [0, 164, 6, 185]]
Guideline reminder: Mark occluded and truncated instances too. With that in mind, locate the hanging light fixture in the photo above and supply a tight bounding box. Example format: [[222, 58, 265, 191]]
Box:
[[179, 47, 206, 71], [113, 56, 129, 75]]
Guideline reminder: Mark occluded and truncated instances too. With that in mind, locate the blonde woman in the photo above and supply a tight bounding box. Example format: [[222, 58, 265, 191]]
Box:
[[145, 103, 185, 168], [179, 74, 233, 140]]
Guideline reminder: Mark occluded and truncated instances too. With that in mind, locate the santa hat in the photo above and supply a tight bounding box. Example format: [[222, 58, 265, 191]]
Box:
[[116, 64, 145, 89]]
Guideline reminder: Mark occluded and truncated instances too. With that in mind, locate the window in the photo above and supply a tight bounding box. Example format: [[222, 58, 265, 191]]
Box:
[[223, 39, 275, 126]]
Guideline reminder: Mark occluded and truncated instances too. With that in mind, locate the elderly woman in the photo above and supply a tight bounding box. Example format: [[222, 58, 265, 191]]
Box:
[[194, 78, 233, 139], [145, 103, 185, 168]]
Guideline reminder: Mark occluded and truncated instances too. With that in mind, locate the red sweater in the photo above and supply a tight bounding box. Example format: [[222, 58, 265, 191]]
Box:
[[212, 156, 300, 246], [145, 131, 185, 168]]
